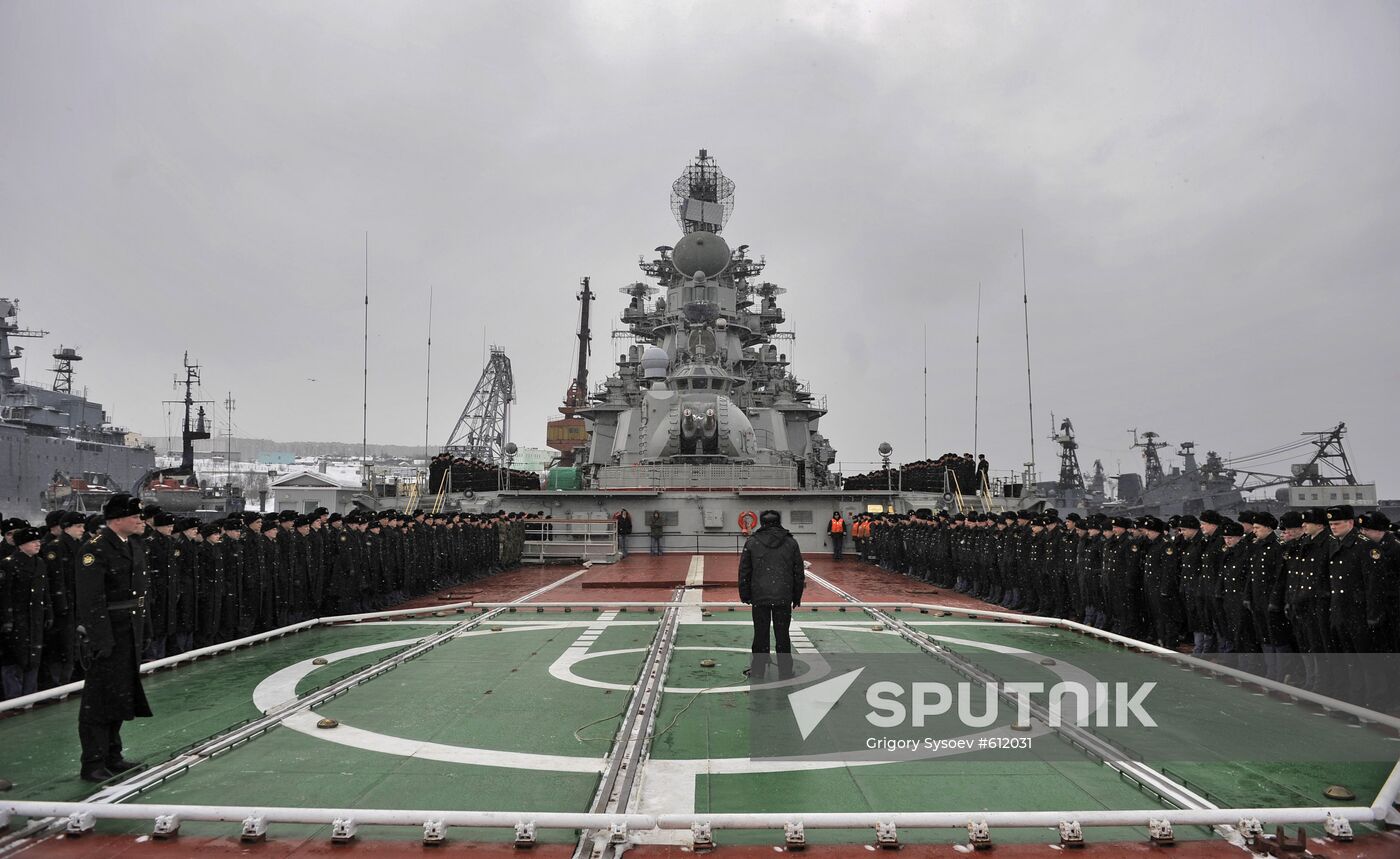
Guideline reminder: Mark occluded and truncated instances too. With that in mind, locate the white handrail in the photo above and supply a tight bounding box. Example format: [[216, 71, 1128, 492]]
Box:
[[656, 806, 1376, 829], [0, 800, 652, 831]]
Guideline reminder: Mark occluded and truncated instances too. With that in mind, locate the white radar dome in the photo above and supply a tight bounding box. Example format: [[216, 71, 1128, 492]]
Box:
[[640, 345, 670, 379], [671, 231, 730, 278]]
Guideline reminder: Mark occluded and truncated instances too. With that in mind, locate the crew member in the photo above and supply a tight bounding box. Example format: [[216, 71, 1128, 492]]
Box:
[[75, 494, 152, 782], [2, 527, 50, 699], [828, 510, 846, 560], [613, 508, 633, 557], [738, 510, 805, 679]]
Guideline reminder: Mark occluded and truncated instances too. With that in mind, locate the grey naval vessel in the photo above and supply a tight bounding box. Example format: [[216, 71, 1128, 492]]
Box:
[[413, 150, 1018, 553], [384, 151, 1387, 553], [1038, 417, 1385, 519], [0, 298, 156, 518]]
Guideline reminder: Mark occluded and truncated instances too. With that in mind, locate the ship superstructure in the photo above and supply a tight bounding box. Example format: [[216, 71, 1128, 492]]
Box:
[[1039, 418, 1382, 519], [0, 298, 155, 516], [573, 150, 836, 491]]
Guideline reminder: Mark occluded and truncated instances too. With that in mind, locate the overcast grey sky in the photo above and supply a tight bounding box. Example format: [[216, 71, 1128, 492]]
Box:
[[3, 1, 1397, 492]]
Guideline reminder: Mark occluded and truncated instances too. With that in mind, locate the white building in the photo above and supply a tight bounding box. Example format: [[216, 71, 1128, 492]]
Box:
[[269, 471, 361, 515]]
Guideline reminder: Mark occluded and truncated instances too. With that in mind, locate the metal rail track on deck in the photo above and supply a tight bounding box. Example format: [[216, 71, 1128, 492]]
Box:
[[0, 569, 586, 852], [3, 580, 1396, 851], [803, 570, 1237, 842], [573, 586, 683, 859]]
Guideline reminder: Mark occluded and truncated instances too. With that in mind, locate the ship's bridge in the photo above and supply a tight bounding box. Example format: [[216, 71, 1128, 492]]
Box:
[[669, 362, 741, 393]]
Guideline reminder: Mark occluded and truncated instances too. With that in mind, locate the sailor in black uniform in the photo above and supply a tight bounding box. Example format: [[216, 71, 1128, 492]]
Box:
[[74, 494, 151, 781]]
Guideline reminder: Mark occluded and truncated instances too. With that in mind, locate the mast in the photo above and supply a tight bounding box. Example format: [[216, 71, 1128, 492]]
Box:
[[575, 277, 593, 407], [1053, 416, 1085, 491], [1130, 429, 1168, 489], [973, 284, 981, 464], [362, 232, 369, 483], [224, 392, 235, 478], [424, 286, 433, 463], [175, 352, 210, 474], [0, 298, 47, 398], [51, 347, 81, 394], [922, 324, 927, 460], [1021, 230, 1036, 482]]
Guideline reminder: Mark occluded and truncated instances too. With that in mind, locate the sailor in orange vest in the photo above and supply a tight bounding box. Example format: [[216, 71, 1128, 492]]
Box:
[[828, 511, 847, 560]]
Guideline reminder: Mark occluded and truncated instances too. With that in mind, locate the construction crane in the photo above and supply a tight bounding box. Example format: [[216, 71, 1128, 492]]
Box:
[[444, 347, 515, 464], [1230, 422, 1361, 493], [547, 278, 594, 466]]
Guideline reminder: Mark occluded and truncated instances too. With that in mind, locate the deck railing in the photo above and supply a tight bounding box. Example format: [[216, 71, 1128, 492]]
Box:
[[521, 518, 617, 563], [594, 463, 799, 490]]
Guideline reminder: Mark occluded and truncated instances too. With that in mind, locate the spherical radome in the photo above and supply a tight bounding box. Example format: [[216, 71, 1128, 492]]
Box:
[[671, 231, 730, 278], [640, 345, 670, 379]]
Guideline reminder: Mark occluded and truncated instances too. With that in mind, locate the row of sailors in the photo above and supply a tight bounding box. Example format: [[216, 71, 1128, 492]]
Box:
[[855, 504, 1400, 708], [0, 506, 531, 700]]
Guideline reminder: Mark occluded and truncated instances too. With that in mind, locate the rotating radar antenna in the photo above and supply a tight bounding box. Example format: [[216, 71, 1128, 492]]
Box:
[[444, 346, 515, 463], [671, 149, 735, 234]]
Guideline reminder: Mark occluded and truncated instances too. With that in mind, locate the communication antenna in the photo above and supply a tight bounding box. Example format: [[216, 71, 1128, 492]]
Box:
[[362, 231, 370, 482], [922, 324, 927, 460], [974, 284, 982, 461], [1021, 230, 1036, 481], [424, 286, 434, 463]]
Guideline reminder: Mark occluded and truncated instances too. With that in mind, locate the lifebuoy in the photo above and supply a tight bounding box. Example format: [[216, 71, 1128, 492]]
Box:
[[737, 510, 758, 533]]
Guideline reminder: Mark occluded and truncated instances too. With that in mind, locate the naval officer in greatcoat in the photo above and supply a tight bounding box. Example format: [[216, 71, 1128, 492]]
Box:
[[75, 494, 152, 782]]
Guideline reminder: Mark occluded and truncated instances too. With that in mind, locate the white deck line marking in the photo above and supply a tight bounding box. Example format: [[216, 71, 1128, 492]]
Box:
[[253, 615, 1098, 805], [788, 624, 819, 655], [253, 631, 607, 773], [679, 555, 706, 624], [554, 645, 825, 694], [567, 610, 619, 655], [343, 619, 664, 627], [685, 554, 705, 587]]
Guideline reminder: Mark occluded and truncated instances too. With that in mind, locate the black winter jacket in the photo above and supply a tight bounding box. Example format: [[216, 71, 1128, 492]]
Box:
[[739, 525, 805, 607]]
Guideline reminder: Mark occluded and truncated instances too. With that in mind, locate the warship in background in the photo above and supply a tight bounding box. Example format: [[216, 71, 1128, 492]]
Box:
[[1039, 416, 1387, 518], [137, 352, 245, 517], [408, 150, 1028, 551], [0, 298, 156, 518], [389, 153, 1386, 550]]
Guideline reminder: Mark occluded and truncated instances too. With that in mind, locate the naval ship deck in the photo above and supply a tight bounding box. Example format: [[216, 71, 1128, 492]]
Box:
[[2, 556, 1398, 858]]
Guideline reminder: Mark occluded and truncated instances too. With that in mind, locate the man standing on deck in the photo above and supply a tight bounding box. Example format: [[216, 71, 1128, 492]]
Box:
[[738, 510, 805, 679], [1, 527, 50, 699], [648, 511, 664, 556], [827, 511, 846, 560], [613, 508, 633, 557], [74, 494, 151, 782]]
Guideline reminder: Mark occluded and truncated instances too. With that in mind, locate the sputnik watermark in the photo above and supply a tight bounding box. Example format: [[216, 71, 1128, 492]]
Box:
[[864, 680, 1158, 729], [788, 669, 1157, 741]]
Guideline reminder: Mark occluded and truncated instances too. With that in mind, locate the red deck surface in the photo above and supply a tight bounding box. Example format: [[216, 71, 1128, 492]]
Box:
[[402, 553, 1008, 611]]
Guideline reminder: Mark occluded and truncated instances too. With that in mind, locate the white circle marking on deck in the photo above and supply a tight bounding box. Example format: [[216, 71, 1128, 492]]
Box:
[[251, 620, 1096, 780], [554, 645, 825, 693]]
